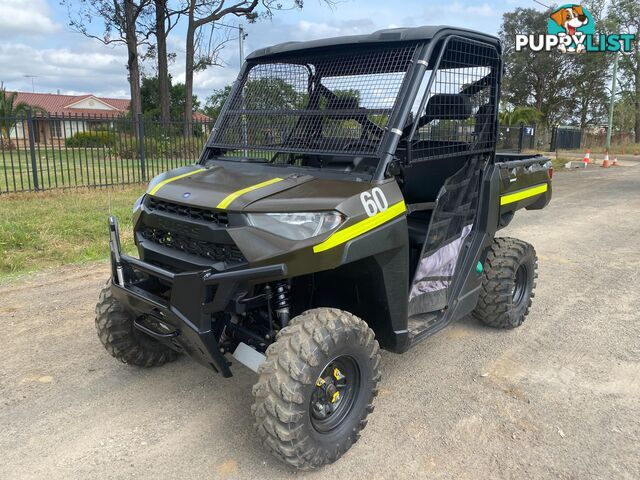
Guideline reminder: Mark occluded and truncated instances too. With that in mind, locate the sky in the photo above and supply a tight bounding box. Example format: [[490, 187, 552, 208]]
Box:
[[0, 0, 543, 103]]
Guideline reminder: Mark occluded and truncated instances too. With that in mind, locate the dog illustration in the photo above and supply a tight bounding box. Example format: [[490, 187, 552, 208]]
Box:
[[550, 5, 589, 52]]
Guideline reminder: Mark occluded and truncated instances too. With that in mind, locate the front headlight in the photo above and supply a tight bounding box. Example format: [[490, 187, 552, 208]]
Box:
[[246, 211, 345, 240], [132, 194, 145, 213]]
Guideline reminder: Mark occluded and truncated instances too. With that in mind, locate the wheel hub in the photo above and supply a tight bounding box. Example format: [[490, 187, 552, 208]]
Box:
[[310, 357, 360, 432], [312, 367, 345, 418]]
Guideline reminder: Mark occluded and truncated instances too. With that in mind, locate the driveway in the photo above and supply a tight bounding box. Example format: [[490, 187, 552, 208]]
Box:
[[1, 165, 639, 479]]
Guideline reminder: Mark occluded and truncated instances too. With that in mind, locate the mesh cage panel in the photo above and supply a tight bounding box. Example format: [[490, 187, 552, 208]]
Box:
[[211, 44, 417, 155], [410, 37, 499, 161]]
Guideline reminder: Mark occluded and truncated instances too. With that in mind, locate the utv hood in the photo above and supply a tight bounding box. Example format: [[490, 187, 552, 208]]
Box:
[[147, 165, 370, 212]]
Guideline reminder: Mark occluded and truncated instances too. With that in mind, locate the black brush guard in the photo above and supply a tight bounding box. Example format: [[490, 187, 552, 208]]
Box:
[[108, 216, 286, 377]]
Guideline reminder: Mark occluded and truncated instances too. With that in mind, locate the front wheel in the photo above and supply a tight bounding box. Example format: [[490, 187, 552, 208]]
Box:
[[473, 237, 538, 329], [95, 280, 178, 367], [251, 308, 381, 470]]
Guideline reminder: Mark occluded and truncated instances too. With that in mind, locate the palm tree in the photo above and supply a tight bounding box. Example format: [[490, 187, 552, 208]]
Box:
[[0, 82, 34, 148], [498, 106, 542, 126]]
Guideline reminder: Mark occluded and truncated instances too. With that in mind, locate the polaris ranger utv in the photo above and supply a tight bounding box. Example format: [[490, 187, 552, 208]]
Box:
[[97, 25, 552, 469]]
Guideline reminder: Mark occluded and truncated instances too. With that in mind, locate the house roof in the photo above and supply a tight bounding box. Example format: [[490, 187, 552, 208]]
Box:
[[12, 91, 212, 121], [11, 92, 130, 118], [192, 111, 211, 122]]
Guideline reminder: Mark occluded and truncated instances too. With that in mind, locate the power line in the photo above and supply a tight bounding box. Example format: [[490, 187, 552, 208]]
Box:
[[532, 0, 551, 9]]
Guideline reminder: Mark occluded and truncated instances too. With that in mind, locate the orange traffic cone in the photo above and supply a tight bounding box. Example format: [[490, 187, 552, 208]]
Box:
[[601, 151, 611, 168], [612, 156, 619, 166], [583, 149, 591, 164]]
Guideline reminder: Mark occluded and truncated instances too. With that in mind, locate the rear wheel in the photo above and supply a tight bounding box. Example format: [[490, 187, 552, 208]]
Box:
[[95, 281, 178, 367], [252, 308, 381, 470], [473, 237, 537, 329]]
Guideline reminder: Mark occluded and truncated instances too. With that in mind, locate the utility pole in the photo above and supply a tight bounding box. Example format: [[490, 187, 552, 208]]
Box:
[[238, 24, 248, 153], [606, 53, 619, 151], [238, 24, 245, 65], [213, 22, 248, 153]]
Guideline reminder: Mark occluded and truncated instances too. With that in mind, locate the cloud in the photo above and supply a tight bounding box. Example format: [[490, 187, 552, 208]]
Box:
[[0, 41, 129, 97], [0, 0, 61, 37], [0, 0, 506, 102]]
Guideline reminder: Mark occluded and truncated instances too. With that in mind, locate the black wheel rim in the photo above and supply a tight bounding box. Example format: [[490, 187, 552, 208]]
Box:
[[310, 355, 361, 433], [512, 264, 528, 307]]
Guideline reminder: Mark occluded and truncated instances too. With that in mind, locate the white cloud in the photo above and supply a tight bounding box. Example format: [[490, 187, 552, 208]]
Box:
[[0, 41, 129, 97], [0, 0, 61, 37], [0, 0, 507, 102]]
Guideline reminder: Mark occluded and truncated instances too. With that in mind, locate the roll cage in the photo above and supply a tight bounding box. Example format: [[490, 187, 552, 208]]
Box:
[[203, 30, 502, 181]]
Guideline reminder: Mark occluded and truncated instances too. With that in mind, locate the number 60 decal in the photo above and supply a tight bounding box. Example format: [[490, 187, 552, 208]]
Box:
[[360, 187, 389, 217]]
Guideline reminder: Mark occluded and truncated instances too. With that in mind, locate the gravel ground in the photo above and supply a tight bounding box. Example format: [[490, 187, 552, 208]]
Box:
[[1, 165, 639, 480]]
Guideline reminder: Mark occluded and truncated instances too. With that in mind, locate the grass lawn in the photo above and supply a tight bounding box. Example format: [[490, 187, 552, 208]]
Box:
[[0, 186, 145, 279]]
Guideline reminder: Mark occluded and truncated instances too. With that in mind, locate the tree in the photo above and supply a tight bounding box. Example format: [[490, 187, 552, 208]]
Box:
[[608, 0, 640, 142], [151, 0, 183, 124], [203, 85, 233, 121], [498, 106, 543, 126], [141, 76, 200, 119], [64, 0, 152, 127], [568, 0, 610, 129], [500, 7, 573, 126], [182, 0, 333, 130], [0, 83, 44, 149], [183, 0, 259, 131]]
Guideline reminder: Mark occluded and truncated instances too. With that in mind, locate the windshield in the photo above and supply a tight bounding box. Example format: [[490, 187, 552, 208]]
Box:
[[208, 44, 417, 158]]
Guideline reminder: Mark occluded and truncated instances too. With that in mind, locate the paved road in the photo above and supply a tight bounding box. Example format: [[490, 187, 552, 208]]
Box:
[[1, 165, 639, 480]]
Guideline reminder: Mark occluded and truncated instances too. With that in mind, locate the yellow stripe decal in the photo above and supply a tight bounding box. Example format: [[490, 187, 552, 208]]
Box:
[[148, 168, 205, 195], [216, 177, 284, 210], [313, 201, 407, 253], [500, 183, 548, 206]]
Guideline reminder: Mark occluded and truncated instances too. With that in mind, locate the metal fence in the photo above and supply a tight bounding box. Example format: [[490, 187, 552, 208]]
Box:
[[550, 126, 582, 151], [0, 113, 537, 194], [0, 112, 214, 193], [497, 124, 536, 152]]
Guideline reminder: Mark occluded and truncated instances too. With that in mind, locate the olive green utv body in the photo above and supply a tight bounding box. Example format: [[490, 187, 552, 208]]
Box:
[[97, 25, 552, 470]]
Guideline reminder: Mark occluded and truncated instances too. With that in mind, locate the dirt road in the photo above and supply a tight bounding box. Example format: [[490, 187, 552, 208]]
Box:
[[1, 165, 639, 479]]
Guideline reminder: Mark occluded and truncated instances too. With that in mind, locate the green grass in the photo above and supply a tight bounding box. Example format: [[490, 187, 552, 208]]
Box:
[[551, 156, 571, 170], [0, 147, 198, 193], [0, 186, 145, 278]]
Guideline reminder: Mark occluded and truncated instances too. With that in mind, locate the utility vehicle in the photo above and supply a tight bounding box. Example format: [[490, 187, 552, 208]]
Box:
[[97, 25, 552, 470]]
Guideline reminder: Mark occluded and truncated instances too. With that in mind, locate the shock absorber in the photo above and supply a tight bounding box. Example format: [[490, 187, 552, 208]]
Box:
[[272, 280, 291, 328]]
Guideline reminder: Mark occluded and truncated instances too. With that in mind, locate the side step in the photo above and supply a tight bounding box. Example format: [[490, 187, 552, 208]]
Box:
[[406, 310, 450, 347]]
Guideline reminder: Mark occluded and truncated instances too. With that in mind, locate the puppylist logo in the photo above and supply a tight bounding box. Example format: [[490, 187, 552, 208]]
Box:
[[515, 4, 635, 53]]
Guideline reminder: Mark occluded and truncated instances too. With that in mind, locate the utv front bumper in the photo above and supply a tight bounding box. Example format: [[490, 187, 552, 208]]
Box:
[[107, 216, 286, 376]]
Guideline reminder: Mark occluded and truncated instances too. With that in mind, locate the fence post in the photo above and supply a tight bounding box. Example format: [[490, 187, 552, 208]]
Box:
[[532, 124, 536, 150], [137, 113, 146, 181], [26, 109, 39, 191], [517, 123, 525, 153]]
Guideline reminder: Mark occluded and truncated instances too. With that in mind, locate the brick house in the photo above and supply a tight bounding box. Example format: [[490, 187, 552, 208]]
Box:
[[5, 92, 211, 146], [7, 92, 130, 145]]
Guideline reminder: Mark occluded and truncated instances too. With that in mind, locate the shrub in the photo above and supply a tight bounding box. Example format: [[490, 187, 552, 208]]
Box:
[[65, 131, 116, 148], [0, 137, 13, 150], [111, 136, 204, 160]]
